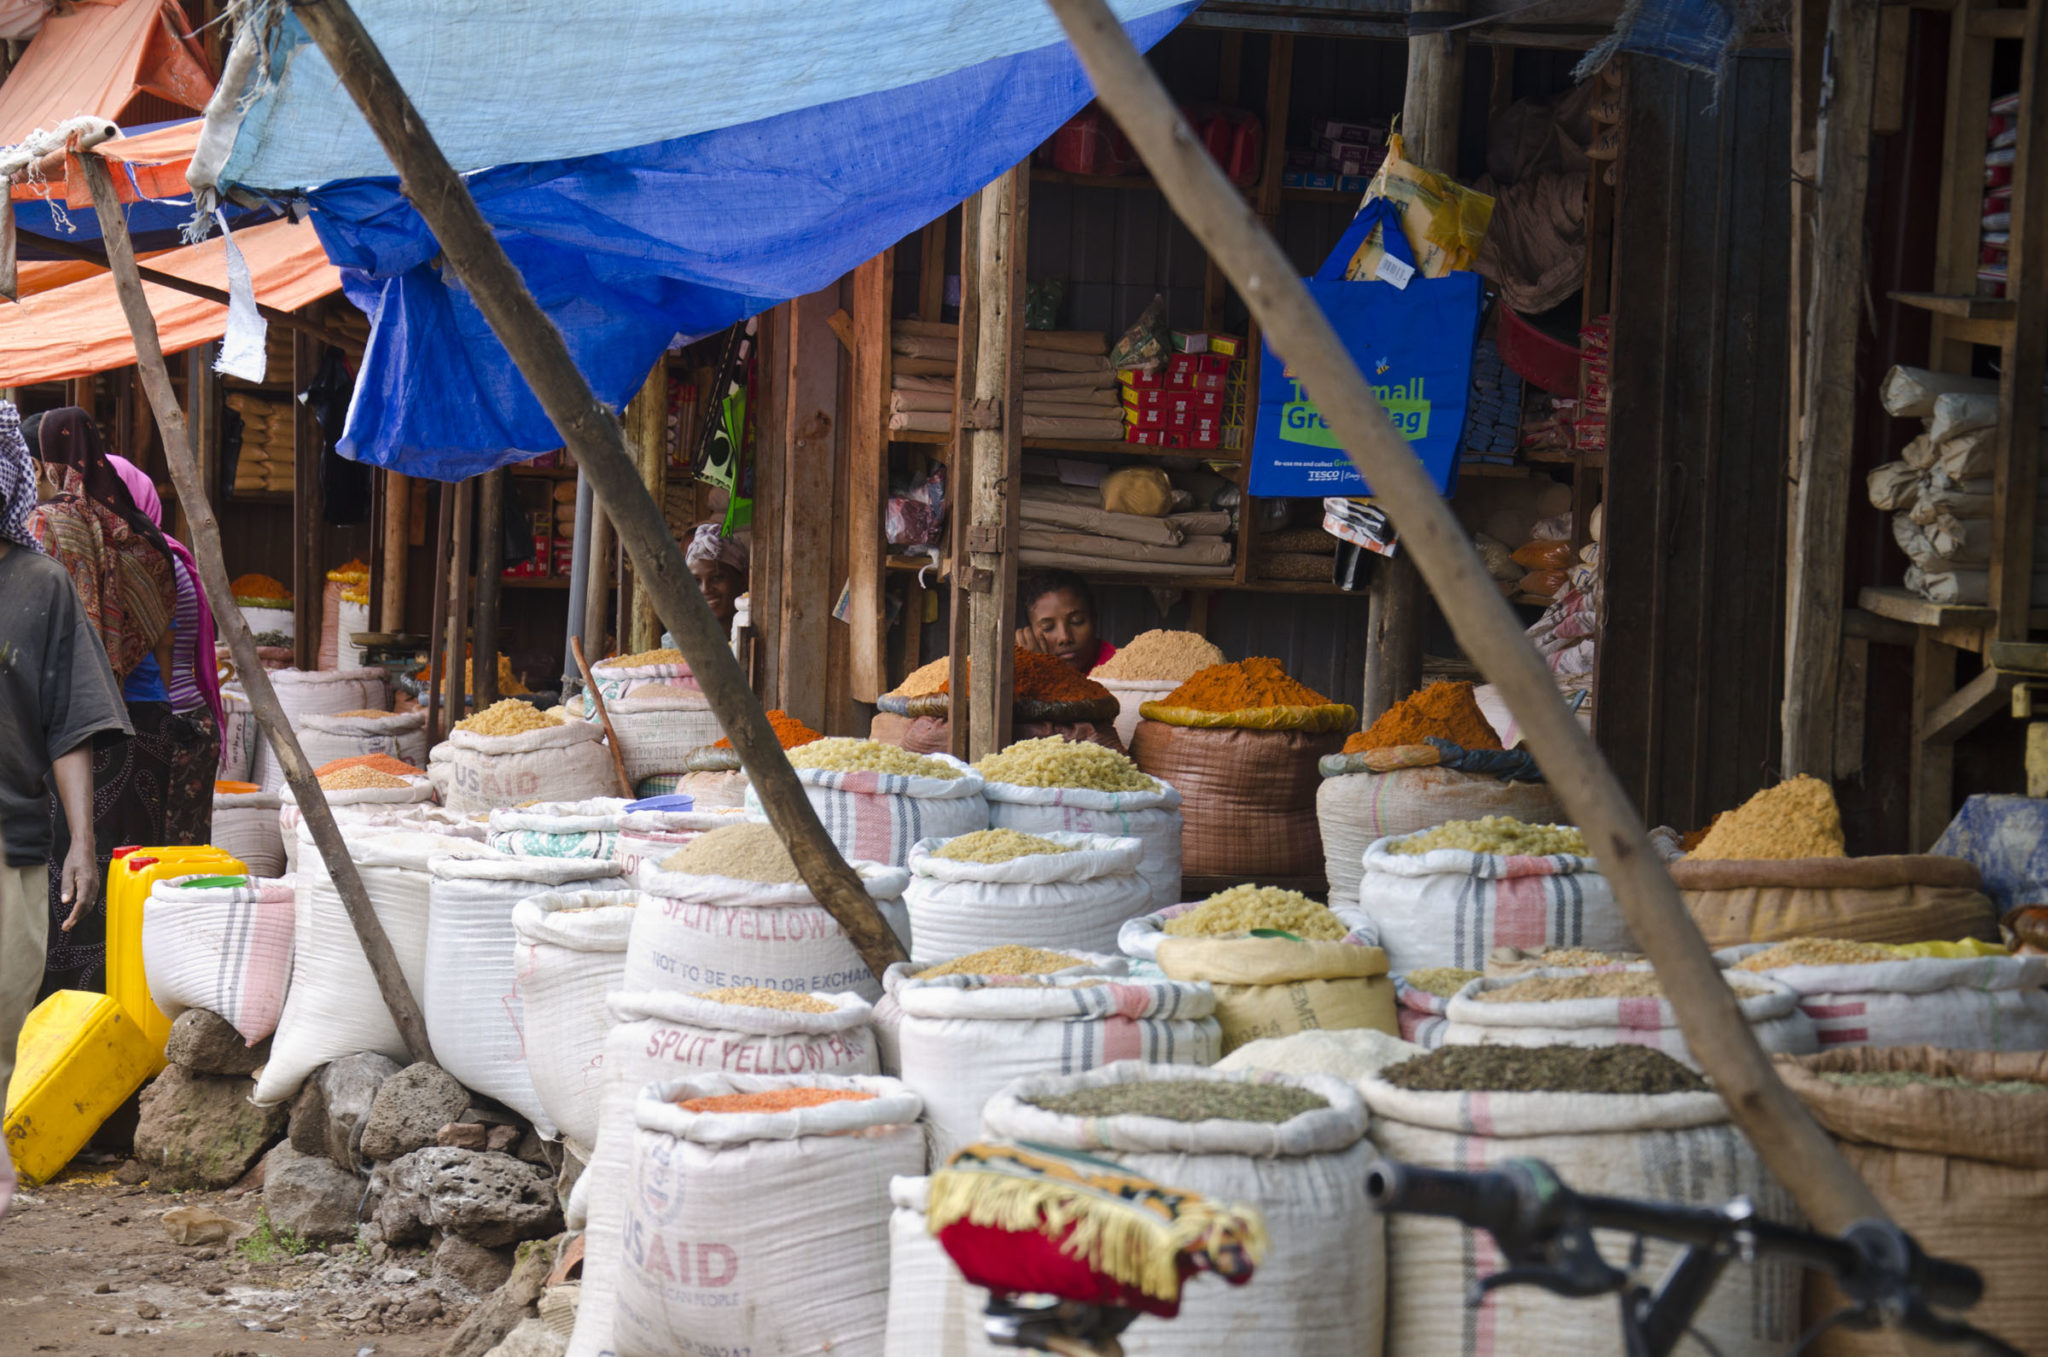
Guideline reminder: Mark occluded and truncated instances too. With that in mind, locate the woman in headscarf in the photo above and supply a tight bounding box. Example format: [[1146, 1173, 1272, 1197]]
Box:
[[26, 407, 180, 996], [685, 521, 750, 633]]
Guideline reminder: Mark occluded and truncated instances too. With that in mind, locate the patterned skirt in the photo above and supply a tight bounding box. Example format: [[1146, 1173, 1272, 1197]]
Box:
[[41, 703, 217, 998]]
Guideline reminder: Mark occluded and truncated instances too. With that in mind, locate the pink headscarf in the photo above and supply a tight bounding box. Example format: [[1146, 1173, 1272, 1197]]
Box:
[[108, 456, 223, 733]]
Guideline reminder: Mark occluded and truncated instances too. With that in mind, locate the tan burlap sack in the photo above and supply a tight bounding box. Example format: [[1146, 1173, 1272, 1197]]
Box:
[[1671, 855, 1997, 947], [1131, 719, 1342, 880], [1777, 1048, 2048, 1356]]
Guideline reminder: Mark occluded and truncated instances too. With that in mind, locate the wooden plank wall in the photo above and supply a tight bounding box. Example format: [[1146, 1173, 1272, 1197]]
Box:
[[1596, 53, 1794, 831]]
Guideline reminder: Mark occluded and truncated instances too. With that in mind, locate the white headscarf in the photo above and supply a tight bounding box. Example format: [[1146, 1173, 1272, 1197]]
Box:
[[685, 521, 748, 575], [0, 403, 42, 553]]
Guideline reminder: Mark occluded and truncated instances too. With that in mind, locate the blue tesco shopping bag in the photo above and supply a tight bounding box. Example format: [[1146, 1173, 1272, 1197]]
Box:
[[1249, 198, 1485, 498]]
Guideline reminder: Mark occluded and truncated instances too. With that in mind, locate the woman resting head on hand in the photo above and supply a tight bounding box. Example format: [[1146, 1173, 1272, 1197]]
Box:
[[1014, 568, 1114, 676]]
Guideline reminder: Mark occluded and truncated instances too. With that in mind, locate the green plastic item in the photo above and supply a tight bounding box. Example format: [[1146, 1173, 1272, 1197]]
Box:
[[180, 875, 249, 889]]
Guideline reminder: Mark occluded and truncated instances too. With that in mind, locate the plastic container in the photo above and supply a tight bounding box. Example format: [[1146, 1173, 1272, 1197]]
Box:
[[107, 845, 243, 1059], [4, 991, 160, 1184], [1497, 305, 1583, 396], [624, 793, 696, 814]]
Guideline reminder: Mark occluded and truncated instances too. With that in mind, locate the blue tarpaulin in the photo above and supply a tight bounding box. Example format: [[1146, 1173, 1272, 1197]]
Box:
[[194, 0, 1196, 481]]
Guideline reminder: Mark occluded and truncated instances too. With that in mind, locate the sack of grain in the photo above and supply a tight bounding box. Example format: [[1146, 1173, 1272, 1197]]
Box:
[[982, 777, 1183, 912], [1360, 1064, 1803, 1356], [210, 786, 284, 878], [278, 776, 437, 872], [1118, 898, 1375, 962], [1130, 720, 1343, 880], [662, 768, 749, 811], [511, 888, 640, 1156], [487, 797, 628, 860], [1357, 835, 1631, 973], [1719, 944, 2048, 1050], [1670, 855, 1999, 948], [1442, 967, 1819, 1068], [1154, 933, 1396, 1053], [295, 709, 426, 775], [747, 751, 988, 869], [1879, 364, 1999, 417], [870, 952, 1130, 1076], [1316, 764, 1564, 908], [1094, 677, 1178, 748], [587, 653, 701, 704], [626, 858, 911, 1001], [895, 972, 1219, 1161], [885, 1175, 1000, 1357], [903, 832, 1149, 965], [1392, 976, 1457, 1047], [610, 1075, 923, 1357], [217, 685, 259, 782], [565, 994, 882, 1357], [980, 1063, 1381, 1356], [253, 667, 389, 792], [1777, 1048, 2048, 1357], [611, 805, 754, 877], [141, 875, 294, 1045], [424, 852, 622, 1135], [256, 829, 492, 1104], [428, 715, 614, 812], [239, 602, 293, 642], [585, 693, 723, 784]]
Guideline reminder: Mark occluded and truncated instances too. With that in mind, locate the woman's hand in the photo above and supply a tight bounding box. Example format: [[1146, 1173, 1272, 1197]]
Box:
[[1015, 625, 1054, 655]]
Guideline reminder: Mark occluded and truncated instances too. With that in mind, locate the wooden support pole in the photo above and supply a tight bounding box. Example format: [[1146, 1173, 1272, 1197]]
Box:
[[1990, 0, 2048, 640], [780, 289, 839, 732], [425, 484, 453, 745], [627, 361, 667, 655], [446, 478, 472, 723], [583, 492, 614, 666], [292, 322, 324, 673], [80, 150, 434, 1065], [380, 469, 409, 633], [964, 165, 1029, 761], [945, 190, 983, 763], [848, 252, 891, 704], [291, 0, 906, 979], [474, 468, 504, 709], [1045, 0, 1889, 1237], [1782, 0, 1879, 776]]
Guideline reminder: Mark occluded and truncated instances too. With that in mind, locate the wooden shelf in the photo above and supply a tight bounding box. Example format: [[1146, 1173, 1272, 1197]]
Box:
[[886, 555, 947, 579], [1848, 584, 2048, 634], [1887, 291, 2017, 321], [894, 428, 1243, 462]]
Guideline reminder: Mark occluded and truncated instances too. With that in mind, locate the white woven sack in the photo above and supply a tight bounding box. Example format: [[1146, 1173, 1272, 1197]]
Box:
[[211, 789, 284, 878], [904, 832, 1149, 965], [1442, 968, 1819, 1069], [664, 768, 749, 810], [626, 858, 910, 1001], [612, 1074, 922, 1357], [603, 699, 724, 783], [141, 876, 295, 1045], [1359, 1075, 1803, 1356], [1316, 768, 1564, 909], [296, 710, 427, 774], [1094, 676, 1177, 748], [428, 716, 614, 812], [567, 1033, 887, 1357], [425, 853, 623, 1135], [217, 685, 258, 781], [511, 889, 639, 1155], [1393, 978, 1453, 1048], [253, 667, 388, 792], [896, 973, 1219, 1161], [747, 753, 988, 868], [983, 778, 1183, 912], [870, 954, 1130, 1077], [239, 602, 293, 640], [981, 1063, 1380, 1357], [336, 597, 370, 670], [885, 1175, 1001, 1357], [1357, 834, 1632, 973], [587, 656, 700, 704], [1716, 945, 2048, 1050], [611, 806, 754, 877], [1119, 899, 1375, 963], [278, 778, 436, 872], [255, 829, 493, 1104], [488, 797, 628, 860]]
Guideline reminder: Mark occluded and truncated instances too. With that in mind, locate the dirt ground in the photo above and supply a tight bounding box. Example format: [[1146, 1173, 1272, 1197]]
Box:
[[1, 1160, 467, 1357]]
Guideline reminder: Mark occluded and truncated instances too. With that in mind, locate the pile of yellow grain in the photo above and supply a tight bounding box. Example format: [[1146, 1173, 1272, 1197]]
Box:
[[1161, 885, 1346, 940], [696, 986, 834, 1013], [922, 945, 1090, 978], [454, 700, 559, 737], [660, 822, 803, 885], [1091, 630, 1226, 682], [976, 737, 1158, 793], [1391, 817, 1587, 857], [889, 657, 951, 699], [1689, 776, 1845, 860], [1404, 967, 1481, 998], [932, 829, 1076, 864], [318, 767, 411, 792], [1732, 938, 1900, 970], [787, 738, 960, 779], [606, 647, 686, 669]]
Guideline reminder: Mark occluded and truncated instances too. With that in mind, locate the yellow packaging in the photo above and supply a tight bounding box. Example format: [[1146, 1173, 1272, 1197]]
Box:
[[1343, 133, 1495, 281], [107, 845, 242, 1061], [5, 991, 160, 1185], [1155, 935, 1397, 1053], [1887, 938, 2011, 960]]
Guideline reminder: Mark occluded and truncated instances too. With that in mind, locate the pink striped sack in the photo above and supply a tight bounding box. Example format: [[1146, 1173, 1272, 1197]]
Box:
[[141, 876, 296, 1044], [1441, 966, 1817, 1070], [1356, 835, 1634, 974], [1393, 977, 1454, 1048], [1717, 945, 2048, 1050], [749, 754, 987, 868], [893, 972, 1219, 1162]]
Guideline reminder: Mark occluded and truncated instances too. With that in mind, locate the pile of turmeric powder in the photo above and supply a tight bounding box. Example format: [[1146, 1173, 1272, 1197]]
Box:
[[1159, 657, 1331, 712], [930, 649, 1112, 705], [1345, 681, 1501, 753], [713, 709, 823, 750], [1689, 776, 1846, 860]]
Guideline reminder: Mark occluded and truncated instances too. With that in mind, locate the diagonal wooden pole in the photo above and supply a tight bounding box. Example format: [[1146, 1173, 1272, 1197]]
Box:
[[78, 149, 434, 1065], [284, 0, 906, 978], [1040, 0, 1885, 1234]]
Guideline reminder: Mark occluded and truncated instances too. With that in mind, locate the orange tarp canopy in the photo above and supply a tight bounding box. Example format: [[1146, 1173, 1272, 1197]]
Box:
[[11, 119, 203, 206], [0, 0, 214, 148], [0, 217, 342, 386]]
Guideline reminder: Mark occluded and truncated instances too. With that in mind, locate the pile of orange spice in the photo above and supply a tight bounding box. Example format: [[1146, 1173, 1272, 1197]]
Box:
[[231, 573, 289, 600], [1345, 681, 1502, 753], [713, 709, 823, 750], [315, 753, 424, 779], [1160, 657, 1331, 712], [678, 1087, 876, 1115], [937, 648, 1112, 705]]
